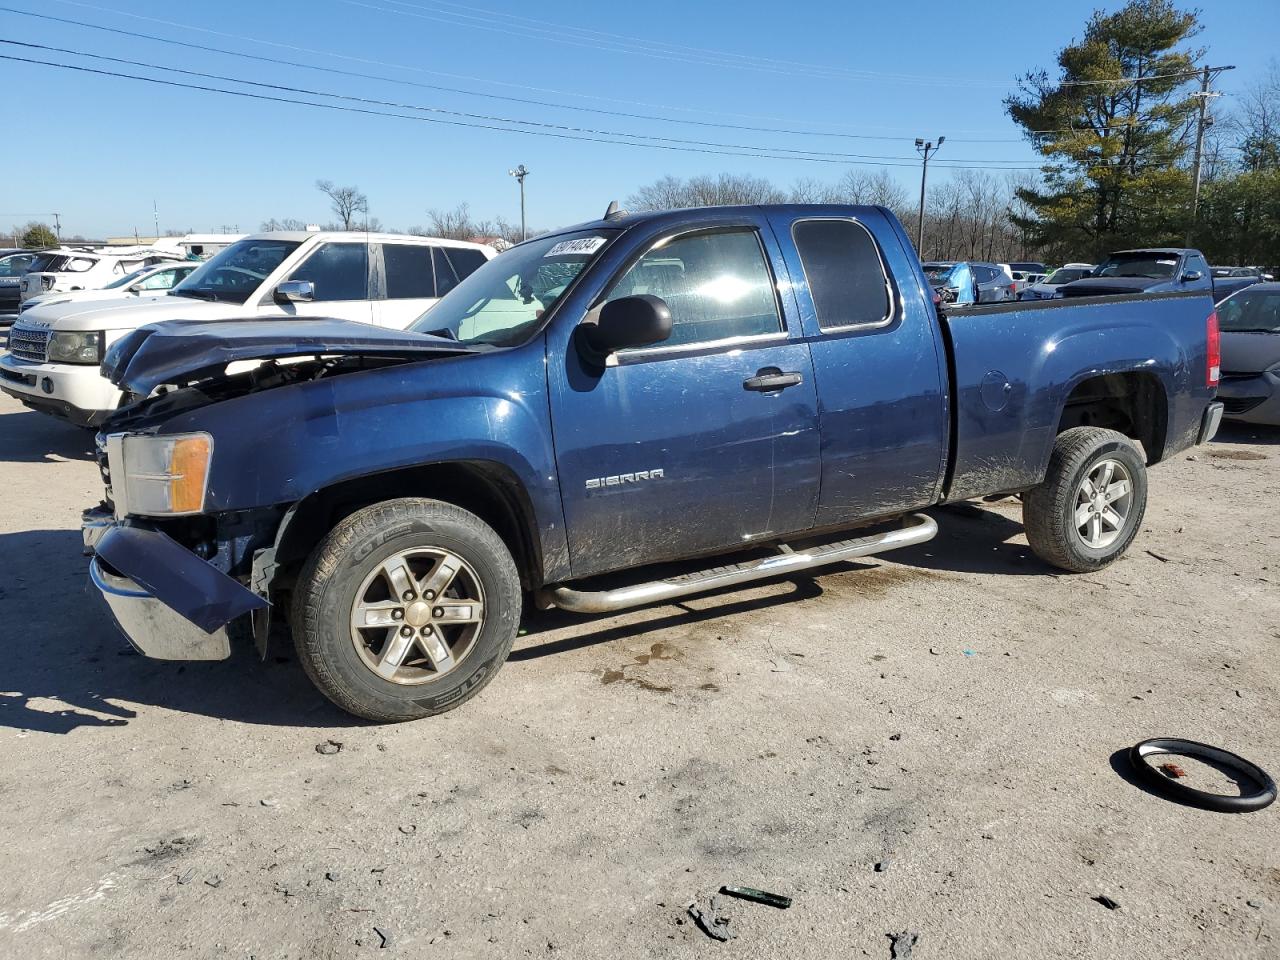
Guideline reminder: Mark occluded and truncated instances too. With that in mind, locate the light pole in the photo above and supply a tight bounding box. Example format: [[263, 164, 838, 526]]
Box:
[[508, 164, 529, 241], [914, 136, 944, 255]]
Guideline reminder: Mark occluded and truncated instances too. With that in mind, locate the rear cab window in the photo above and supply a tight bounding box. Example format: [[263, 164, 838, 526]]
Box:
[[791, 219, 892, 330]]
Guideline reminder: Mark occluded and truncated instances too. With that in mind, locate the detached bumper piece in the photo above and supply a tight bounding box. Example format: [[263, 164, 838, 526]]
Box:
[[1198, 401, 1224, 444], [543, 513, 938, 614], [88, 523, 268, 661]]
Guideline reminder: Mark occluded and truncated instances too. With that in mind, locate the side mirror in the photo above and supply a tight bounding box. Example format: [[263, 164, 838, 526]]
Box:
[[1181, 270, 1203, 283], [275, 279, 315, 303], [582, 294, 672, 356]]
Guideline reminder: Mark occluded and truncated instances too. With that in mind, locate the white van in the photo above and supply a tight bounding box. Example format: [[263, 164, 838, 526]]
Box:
[[0, 231, 494, 426], [19, 246, 183, 303]]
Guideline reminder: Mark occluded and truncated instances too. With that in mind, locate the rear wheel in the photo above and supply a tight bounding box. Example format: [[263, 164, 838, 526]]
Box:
[[1023, 427, 1148, 573], [292, 498, 521, 722]]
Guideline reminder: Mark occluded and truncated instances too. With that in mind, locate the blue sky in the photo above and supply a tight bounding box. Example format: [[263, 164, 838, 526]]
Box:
[[0, 0, 1275, 238]]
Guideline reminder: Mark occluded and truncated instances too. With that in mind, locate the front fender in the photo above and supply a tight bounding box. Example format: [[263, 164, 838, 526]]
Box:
[[155, 343, 570, 581]]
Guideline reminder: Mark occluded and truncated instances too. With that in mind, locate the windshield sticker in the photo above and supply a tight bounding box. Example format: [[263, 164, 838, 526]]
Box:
[[1157, 259, 1177, 265], [546, 237, 606, 258]]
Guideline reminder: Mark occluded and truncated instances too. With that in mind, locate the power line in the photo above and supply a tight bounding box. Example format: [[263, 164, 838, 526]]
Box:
[[34, 0, 989, 134], [1, 48, 1190, 178], [0, 52, 1061, 169], [8, 4, 1175, 143], [0, 4, 1027, 143], [353, 0, 1210, 90], [0, 39, 1044, 165]]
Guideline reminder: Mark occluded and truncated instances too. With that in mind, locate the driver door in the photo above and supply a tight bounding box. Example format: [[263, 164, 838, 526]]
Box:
[[549, 220, 821, 579]]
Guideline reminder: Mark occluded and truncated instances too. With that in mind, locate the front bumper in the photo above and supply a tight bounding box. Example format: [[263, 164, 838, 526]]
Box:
[[1216, 371, 1280, 426], [83, 515, 267, 660], [0, 353, 121, 425]]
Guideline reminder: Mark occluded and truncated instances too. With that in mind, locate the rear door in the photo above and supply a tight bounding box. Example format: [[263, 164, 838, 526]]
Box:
[[768, 211, 948, 526], [548, 216, 821, 577], [371, 241, 437, 328]]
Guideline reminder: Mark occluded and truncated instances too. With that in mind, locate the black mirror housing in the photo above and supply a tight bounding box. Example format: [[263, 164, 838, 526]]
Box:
[[583, 294, 672, 356]]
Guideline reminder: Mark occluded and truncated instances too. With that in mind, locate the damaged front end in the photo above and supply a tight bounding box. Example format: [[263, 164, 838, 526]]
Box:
[[85, 316, 478, 660]]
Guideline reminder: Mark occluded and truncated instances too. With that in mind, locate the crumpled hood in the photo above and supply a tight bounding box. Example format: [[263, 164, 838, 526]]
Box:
[[103, 317, 477, 395], [17, 293, 215, 332], [1220, 331, 1280, 375], [1057, 276, 1167, 297]]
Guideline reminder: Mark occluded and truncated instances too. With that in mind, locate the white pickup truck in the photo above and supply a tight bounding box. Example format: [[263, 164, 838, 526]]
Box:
[[0, 231, 494, 426]]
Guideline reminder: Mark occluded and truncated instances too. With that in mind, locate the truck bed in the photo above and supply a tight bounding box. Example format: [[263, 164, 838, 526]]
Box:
[[939, 291, 1217, 502]]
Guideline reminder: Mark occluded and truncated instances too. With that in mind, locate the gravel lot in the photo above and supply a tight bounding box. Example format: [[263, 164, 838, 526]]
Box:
[[0, 389, 1276, 959]]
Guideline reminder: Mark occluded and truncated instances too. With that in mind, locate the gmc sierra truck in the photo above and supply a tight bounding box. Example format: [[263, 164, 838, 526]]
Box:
[[81, 204, 1224, 722]]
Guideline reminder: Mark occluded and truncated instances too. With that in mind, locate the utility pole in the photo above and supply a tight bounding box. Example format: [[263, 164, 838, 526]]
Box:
[[914, 137, 944, 255], [52, 212, 61, 241], [508, 164, 529, 241], [1187, 64, 1234, 245], [153, 199, 160, 238]]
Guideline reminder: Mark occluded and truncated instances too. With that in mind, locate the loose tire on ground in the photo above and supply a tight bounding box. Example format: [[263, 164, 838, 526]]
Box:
[[1023, 427, 1148, 573], [291, 498, 521, 722]]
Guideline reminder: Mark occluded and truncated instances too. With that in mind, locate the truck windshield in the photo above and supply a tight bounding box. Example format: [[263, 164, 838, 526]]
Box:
[[172, 238, 301, 303], [410, 230, 616, 346], [1093, 253, 1178, 280], [1218, 289, 1280, 333]]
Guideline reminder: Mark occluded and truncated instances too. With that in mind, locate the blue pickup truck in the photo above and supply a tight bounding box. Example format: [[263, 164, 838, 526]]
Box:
[[81, 204, 1224, 722]]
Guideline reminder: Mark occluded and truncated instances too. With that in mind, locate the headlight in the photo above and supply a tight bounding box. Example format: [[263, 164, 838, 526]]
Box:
[[108, 432, 213, 516], [46, 330, 104, 364]]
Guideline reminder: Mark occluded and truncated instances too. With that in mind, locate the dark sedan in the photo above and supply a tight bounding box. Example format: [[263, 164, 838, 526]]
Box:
[[0, 249, 35, 320], [1215, 283, 1280, 425]]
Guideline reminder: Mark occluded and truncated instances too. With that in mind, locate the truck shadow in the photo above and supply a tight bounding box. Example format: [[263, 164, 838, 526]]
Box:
[[0, 530, 354, 734], [0, 407, 95, 463], [887, 504, 1052, 577], [1210, 421, 1280, 446], [511, 577, 824, 662]]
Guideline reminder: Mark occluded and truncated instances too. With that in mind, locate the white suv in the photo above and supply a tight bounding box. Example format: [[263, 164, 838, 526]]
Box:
[[0, 231, 494, 427], [19, 247, 183, 303]]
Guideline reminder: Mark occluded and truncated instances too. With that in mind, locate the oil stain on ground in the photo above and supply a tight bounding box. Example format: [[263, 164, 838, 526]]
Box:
[[1208, 449, 1269, 462], [600, 642, 683, 693]]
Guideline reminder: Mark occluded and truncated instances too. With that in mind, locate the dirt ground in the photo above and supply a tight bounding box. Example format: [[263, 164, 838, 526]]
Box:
[[0, 389, 1276, 960]]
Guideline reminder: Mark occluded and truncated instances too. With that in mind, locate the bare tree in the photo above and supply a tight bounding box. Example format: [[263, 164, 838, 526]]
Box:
[[627, 173, 784, 210], [260, 217, 309, 232], [315, 179, 369, 230]]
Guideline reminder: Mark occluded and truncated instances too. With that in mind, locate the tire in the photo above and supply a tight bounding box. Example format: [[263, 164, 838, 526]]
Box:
[[1022, 427, 1148, 573], [291, 498, 521, 722]]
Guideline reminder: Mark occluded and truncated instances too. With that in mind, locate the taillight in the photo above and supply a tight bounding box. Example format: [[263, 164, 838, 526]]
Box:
[[1206, 310, 1220, 387]]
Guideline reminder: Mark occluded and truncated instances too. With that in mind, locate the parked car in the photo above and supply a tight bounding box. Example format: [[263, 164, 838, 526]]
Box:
[[1057, 248, 1214, 298], [1009, 261, 1049, 275], [0, 249, 37, 319], [1214, 282, 1280, 425], [1210, 266, 1267, 303], [0, 232, 494, 426], [1018, 264, 1095, 301], [19, 246, 182, 303], [922, 261, 1014, 304], [19, 261, 197, 314], [922, 261, 977, 304], [80, 203, 1223, 722]]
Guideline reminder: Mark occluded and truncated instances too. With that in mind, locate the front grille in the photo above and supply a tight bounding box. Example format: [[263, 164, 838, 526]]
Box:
[[1221, 396, 1265, 415], [8, 326, 49, 363]]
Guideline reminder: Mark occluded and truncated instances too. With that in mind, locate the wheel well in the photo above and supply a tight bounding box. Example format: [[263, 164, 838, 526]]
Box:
[[1058, 373, 1168, 464], [273, 461, 543, 590]]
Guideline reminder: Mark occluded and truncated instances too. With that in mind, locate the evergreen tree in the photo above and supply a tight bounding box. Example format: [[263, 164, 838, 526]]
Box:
[[1005, 0, 1202, 259]]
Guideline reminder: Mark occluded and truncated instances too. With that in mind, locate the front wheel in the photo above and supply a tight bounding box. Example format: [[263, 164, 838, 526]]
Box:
[[292, 498, 521, 722], [1022, 427, 1148, 573]]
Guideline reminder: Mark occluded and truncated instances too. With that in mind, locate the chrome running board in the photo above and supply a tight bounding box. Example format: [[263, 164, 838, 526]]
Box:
[[543, 513, 937, 614]]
